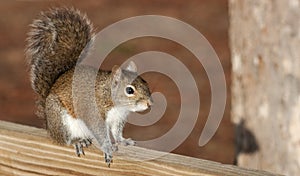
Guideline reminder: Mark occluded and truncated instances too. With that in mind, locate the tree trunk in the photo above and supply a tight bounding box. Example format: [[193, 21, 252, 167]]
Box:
[[229, 0, 300, 175]]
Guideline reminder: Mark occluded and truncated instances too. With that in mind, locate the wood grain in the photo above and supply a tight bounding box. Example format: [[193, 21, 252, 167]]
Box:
[[0, 121, 281, 176]]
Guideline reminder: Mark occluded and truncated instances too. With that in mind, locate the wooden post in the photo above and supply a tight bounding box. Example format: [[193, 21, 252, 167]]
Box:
[[230, 0, 300, 175], [0, 120, 281, 176]]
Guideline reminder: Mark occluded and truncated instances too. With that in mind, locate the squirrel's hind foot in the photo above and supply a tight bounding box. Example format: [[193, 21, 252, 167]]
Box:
[[73, 138, 93, 157]]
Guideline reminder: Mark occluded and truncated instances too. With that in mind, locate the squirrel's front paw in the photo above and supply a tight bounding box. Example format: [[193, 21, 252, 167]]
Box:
[[104, 153, 113, 167], [120, 138, 136, 146]]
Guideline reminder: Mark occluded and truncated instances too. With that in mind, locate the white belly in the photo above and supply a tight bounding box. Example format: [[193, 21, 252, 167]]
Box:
[[61, 110, 93, 144]]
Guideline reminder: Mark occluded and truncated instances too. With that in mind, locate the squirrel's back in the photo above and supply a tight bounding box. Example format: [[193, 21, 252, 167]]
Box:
[[26, 8, 94, 99]]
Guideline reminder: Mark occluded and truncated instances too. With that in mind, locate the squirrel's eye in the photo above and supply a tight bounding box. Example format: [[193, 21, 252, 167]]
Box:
[[125, 85, 135, 97]]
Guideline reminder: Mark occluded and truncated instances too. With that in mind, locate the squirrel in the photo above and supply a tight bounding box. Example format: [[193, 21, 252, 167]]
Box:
[[26, 7, 152, 167]]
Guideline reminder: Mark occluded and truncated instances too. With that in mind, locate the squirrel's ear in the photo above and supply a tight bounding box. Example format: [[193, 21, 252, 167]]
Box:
[[112, 65, 122, 83], [112, 65, 120, 73], [125, 61, 137, 73]]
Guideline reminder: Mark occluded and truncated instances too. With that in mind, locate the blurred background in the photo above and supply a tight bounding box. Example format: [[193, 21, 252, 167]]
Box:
[[0, 0, 233, 164]]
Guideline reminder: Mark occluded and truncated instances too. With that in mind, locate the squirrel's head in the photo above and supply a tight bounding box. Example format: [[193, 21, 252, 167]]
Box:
[[111, 61, 153, 112]]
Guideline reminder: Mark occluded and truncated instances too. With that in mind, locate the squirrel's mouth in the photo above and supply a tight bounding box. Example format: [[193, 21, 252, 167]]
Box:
[[133, 99, 153, 113], [136, 106, 151, 114]]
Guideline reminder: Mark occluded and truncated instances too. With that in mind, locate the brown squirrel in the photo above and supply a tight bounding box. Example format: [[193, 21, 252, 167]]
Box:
[[26, 8, 152, 167]]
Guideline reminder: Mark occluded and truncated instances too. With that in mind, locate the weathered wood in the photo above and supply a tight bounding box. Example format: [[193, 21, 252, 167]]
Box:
[[0, 120, 280, 176]]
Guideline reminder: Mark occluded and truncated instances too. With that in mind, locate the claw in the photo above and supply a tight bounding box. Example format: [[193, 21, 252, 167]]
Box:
[[81, 146, 85, 156], [74, 143, 81, 157], [81, 138, 92, 147], [87, 138, 92, 145], [104, 153, 113, 167]]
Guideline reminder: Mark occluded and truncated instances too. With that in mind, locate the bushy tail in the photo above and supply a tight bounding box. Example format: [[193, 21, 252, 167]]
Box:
[[26, 7, 94, 99]]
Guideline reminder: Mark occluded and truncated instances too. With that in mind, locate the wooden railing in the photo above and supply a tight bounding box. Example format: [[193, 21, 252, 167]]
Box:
[[0, 120, 281, 176]]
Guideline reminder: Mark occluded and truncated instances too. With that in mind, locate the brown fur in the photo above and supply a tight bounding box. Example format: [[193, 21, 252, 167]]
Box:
[[26, 8, 94, 123], [50, 66, 114, 120]]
